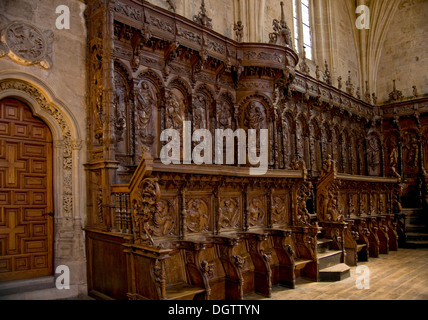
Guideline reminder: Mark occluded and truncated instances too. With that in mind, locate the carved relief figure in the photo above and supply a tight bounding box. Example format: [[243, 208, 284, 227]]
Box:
[[165, 92, 184, 130], [367, 135, 381, 174], [388, 136, 400, 177], [234, 21, 244, 42], [404, 133, 419, 169], [271, 196, 286, 225], [133, 178, 161, 246], [185, 199, 209, 233], [219, 198, 240, 229], [296, 183, 312, 225], [0, 20, 53, 69], [135, 81, 156, 152], [217, 101, 232, 129], [193, 95, 207, 130], [248, 197, 265, 227], [153, 200, 175, 237], [245, 102, 266, 130], [326, 190, 342, 222], [135, 81, 154, 131], [90, 45, 104, 144], [113, 72, 127, 143]]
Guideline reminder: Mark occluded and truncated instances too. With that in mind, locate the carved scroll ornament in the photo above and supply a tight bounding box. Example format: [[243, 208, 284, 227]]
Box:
[[132, 178, 161, 246]]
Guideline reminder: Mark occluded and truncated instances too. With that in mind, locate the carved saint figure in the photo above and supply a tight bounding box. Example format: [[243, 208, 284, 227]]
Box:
[[193, 95, 207, 130], [246, 102, 265, 130], [271, 196, 285, 225], [405, 134, 419, 168], [219, 199, 239, 229], [135, 81, 155, 131], [153, 200, 174, 236], [234, 21, 244, 42], [367, 135, 381, 172], [217, 102, 232, 129], [165, 92, 184, 130], [113, 74, 128, 142], [248, 197, 264, 227], [388, 138, 400, 177], [186, 199, 209, 233]]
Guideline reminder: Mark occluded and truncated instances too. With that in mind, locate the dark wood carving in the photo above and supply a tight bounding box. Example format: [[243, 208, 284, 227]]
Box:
[[82, 0, 413, 301]]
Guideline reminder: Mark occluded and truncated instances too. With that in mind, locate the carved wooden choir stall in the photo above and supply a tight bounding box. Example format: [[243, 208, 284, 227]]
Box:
[[84, 0, 408, 300]]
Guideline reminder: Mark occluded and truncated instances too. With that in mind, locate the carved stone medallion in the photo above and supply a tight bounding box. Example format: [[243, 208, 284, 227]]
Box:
[[0, 19, 53, 69]]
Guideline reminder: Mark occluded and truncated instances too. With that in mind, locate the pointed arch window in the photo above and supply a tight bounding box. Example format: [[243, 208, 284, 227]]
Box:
[[293, 0, 313, 60]]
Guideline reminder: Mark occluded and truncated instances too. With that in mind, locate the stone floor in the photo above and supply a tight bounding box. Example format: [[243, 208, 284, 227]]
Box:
[[246, 248, 428, 300]]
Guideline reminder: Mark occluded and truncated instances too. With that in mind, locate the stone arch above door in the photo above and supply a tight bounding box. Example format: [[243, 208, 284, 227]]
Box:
[[0, 74, 86, 283]]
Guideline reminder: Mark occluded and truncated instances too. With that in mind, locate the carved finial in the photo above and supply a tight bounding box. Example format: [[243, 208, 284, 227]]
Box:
[[337, 76, 342, 90], [323, 60, 331, 85], [166, 0, 176, 12], [346, 71, 354, 96], [280, 1, 285, 25], [193, 0, 213, 29], [364, 81, 371, 104], [372, 93, 378, 105], [388, 80, 404, 103], [299, 46, 310, 74], [315, 65, 321, 80], [269, 1, 292, 47], [234, 21, 244, 42], [412, 85, 418, 99]]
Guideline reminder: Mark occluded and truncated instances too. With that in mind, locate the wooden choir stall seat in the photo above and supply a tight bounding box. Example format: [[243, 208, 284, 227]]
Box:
[[316, 157, 403, 266], [82, 0, 407, 301]]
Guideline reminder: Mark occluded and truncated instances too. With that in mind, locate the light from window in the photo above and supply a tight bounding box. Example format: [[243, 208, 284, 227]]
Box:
[[293, 0, 313, 60]]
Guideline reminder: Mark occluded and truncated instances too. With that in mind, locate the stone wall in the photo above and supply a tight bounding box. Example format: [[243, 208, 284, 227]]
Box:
[[376, 0, 428, 103], [0, 0, 87, 297]]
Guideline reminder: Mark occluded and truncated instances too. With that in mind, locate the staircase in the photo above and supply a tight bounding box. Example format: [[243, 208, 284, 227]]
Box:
[[403, 208, 428, 248], [317, 238, 351, 282]]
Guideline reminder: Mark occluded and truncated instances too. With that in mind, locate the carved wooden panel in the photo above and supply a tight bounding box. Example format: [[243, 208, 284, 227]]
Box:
[[0, 99, 53, 282], [185, 196, 211, 234], [218, 196, 241, 231]]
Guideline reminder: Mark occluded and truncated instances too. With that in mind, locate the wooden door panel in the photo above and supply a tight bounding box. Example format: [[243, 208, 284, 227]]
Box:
[[0, 98, 53, 282]]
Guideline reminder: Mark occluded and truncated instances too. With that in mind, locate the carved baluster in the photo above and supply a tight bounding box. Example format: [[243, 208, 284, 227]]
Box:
[[112, 193, 119, 232], [125, 193, 132, 234], [118, 193, 124, 232]]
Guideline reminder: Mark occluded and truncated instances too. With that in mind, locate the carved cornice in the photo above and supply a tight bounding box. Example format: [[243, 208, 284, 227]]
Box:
[[380, 97, 428, 119], [291, 71, 375, 122], [111, 0, 299, 88]]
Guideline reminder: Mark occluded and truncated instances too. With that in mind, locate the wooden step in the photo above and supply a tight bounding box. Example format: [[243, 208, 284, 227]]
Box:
[[404, 240, 428, 249], [317, 238, 333, 253], [319, 263, 351, 282], [294, 258, 312, 270], [318, 250, 342, 270], [406, 232, 428, 240], [406, 224, 427, 233]]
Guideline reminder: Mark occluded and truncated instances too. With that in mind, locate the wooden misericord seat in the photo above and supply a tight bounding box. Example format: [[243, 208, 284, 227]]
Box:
[[124, 245, 206, 300], [344, 219, 369, 266]]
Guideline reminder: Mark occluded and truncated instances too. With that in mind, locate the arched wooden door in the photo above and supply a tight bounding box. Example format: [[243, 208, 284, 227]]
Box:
[[0, 98, 53, 282]]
